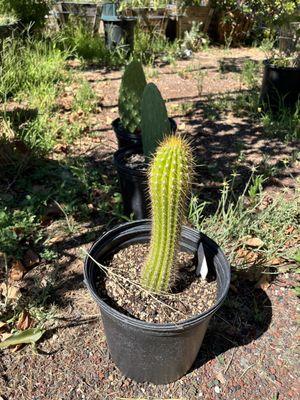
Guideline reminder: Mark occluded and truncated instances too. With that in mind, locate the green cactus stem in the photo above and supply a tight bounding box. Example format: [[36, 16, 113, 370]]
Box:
[[141, 83, 171, 158], [141, 136, 193, 293], [118, 60, 147, 134]]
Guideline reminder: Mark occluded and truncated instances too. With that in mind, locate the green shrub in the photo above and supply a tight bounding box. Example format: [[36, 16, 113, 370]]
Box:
[[0, 0, 53, 29], [54, 23, 126, 66], [0, 208, 39, 258], [133, 24, 179, 65]]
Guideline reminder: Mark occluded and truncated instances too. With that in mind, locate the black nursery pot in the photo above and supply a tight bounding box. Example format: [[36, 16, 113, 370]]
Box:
[[84, 220, 231, 384], [112, 118, 177, 150], [260, 60, 300, 112], [113, 145, 149, 219]]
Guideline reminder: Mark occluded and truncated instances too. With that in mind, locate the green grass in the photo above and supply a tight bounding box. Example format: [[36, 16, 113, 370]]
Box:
[[0, 37, 69, 102], [73, 80, 98, 114], [0, 36, 73, 154], [189, 175, 299, 272], [0, 36, 102, 153]]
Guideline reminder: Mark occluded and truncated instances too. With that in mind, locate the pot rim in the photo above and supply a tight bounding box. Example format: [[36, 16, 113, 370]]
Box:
[[112, 117, 141, 138], [263, 58, 300, 72], [84, 220, 231, 332]]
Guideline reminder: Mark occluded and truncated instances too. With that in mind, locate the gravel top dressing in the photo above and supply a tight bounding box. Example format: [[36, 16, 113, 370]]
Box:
[[97, 243, 218, 324], [124, 153, 147, 171]]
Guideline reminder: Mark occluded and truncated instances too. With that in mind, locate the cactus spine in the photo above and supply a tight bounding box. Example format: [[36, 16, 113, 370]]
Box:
[[141, 136, 193, 293], [141, 83, 171, 158], [119, 60, 147, 134]]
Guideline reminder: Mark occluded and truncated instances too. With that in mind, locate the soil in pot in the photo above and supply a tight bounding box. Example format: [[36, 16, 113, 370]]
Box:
[[124, 153, 147, 171], [95, 243, 218, 324]]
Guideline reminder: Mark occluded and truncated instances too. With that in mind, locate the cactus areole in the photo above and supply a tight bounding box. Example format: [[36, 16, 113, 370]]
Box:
[[118, 60, 147, 134], [141, 136, 193, 293]]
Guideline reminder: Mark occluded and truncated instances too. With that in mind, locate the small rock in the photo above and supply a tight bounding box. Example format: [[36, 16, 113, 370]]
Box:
[[214, 386, 221, 394]]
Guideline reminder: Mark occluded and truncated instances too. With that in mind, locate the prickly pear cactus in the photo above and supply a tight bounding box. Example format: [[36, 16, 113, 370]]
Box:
[[141, 83, 171, 158], [141, 136, 193, 293], [119, 60, 147, 134]]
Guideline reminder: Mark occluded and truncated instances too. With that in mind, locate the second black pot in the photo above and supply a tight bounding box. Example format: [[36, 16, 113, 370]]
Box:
[[113, 146, 149, 219], [84, 220, 231, 384], [260, 60, 300, 112], [112, 117, 177, 150]]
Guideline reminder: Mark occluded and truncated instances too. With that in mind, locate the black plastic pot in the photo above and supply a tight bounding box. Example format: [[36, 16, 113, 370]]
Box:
[[112, 117, 177, 150], [260, 60, 300, 112], [113, 145, 149, 219], [103, 18, 136, 52], [84, 220, 231, 384], [112, 118, 142, 149], [0, 21, 20, 39]]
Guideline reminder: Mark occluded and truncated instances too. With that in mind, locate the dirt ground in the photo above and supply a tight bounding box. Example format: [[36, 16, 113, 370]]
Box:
[[1, 47, 299, 400]]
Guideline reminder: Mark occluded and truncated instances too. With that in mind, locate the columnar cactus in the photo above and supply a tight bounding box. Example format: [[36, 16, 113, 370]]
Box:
[[118, 60, 147, 134], [141, 83, 171, 158], [141, 136, 193, 293]]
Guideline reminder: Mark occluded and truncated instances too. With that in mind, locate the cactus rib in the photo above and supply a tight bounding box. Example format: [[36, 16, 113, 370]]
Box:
[[141, 83, 171, 158], [141, 136, 193, 293]]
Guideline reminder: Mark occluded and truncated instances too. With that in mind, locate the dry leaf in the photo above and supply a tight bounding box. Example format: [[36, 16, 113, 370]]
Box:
[[16, 311, 33, 331], [268, 257, 284, 266], [23, 249, 39, 269], [285, 226, 295, 235], [255, 274, 271, 290], [236, 248, 260, 264], [10, 260, 26, 281], [245, 237, 264, 248], [47, 235, 64, 245], [0, 321, 7, 331], [0, 283, 21, 300]]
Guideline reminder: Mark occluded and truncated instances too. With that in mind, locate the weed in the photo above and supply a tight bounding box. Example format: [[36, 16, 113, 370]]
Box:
[[248, 175, 266, 204], [240, 60, 260, 89], [178, 101, 196, 116], [0, 207, 40, 258], [195, 68, 207, 97], [261, 102, 300, 141], [39, 248, 58, 261], [145, 67, 159, 79], [73, 80, 98, 114], [133, 23, 180, 65], [180, 21, 209, 53], [189, 175, 299, 269]]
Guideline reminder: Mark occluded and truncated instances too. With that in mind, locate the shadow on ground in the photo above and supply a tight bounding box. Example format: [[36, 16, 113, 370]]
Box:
[[169, 91, 299, 210], [191, 280, 272, 372]]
